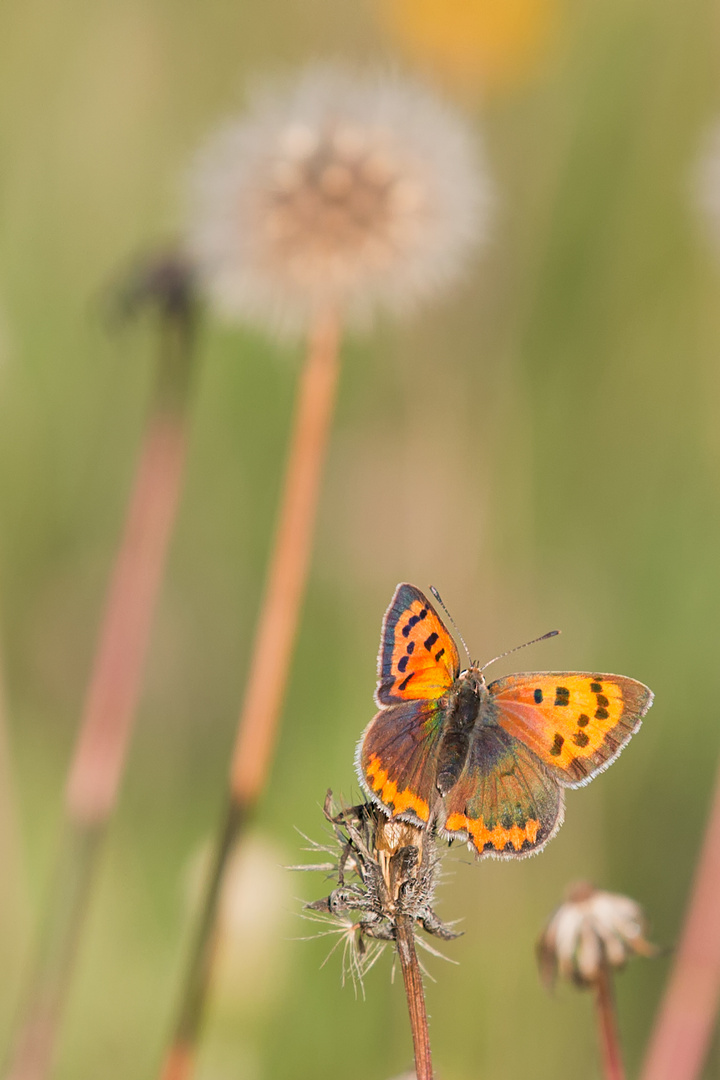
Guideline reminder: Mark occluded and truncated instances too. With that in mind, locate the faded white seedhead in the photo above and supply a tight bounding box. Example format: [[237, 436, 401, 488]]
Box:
[[187, 65, 489, 335], [537, 882, 658, 989]]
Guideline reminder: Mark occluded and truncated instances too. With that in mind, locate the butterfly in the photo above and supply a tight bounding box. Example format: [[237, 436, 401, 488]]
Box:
[[356, 584, 653, 859]]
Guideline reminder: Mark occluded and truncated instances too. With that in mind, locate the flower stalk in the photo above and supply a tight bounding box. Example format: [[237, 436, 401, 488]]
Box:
[[594, 967, 625, 1080], [230, 309, 341, 807], [4, 254, 197, 1080], [159, 310, 341, 1079], [395, 914, 434, 1080], [641, 759, 720, 1080]]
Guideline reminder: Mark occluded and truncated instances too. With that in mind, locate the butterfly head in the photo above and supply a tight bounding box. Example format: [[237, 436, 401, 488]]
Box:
[[456, 664, 487, 697]]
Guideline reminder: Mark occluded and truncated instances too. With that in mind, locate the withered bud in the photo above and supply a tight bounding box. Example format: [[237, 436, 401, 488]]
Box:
[[297, 791, 459, 985], [537, 881, 658, 989]]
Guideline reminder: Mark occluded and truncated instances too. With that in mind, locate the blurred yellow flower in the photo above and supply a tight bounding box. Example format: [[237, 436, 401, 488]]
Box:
[[376, 0, 560, 94]]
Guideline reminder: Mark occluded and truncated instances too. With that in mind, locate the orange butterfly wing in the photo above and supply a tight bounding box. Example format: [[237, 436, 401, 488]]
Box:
[[375, 583, 460, 705], [440, 725, 565, 859], [489, 672, 653, 787]]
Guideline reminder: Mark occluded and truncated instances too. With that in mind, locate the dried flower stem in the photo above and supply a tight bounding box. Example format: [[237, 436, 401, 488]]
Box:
[[159, 310, 341, 1079], [4, 274, 196, 1080], [594, 969, 626, 1080], [641, 759, 720, 1080], [395, 914, 434, 1080]]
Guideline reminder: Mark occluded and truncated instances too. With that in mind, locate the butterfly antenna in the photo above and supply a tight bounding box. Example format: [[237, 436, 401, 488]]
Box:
[[429, 586, 472, 664], [480, 630, 560, 673]]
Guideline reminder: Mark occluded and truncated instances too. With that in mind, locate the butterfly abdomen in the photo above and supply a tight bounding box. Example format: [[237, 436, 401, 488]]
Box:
[[436, 682, 481, 796]]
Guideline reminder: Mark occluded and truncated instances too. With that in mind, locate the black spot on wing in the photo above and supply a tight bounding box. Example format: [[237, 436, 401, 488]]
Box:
[[550, 733, 564, 756], [402, 609, 429, 637]]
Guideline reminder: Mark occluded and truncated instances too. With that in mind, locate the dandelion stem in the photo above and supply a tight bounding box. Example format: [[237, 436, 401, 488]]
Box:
[[230, 309, 341, 807], [3, 264, 196, 1080], [395, 914, 434, 1080], [594, 969, 626, 1080], [158, 309, 341, 1078], [641, 758, 720, 1080]]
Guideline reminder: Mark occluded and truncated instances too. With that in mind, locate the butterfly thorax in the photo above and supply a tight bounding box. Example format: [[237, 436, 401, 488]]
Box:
[[435, 668, 487, 796]]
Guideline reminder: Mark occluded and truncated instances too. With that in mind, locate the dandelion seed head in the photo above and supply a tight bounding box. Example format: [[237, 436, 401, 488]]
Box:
[[537, 882, 658, 989], [187, 66, 489, 335]]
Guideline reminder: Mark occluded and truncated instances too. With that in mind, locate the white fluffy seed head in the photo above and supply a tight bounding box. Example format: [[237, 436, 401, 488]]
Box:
[[537, 882, 657, 989], [186, 65, 489, 336]]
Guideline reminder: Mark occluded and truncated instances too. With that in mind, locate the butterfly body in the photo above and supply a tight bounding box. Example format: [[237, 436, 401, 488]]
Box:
[[434, 670, 485, 794], [356, 584, 653, 859]]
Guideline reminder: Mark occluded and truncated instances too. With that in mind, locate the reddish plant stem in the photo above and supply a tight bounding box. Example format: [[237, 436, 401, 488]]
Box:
[[67, 411, 188, 822], [157, 310, 341, 1079], [641, 759, 720, 1080], [0, 639, 29, 960], [230, 310, 341, 806], [395, 915, 434, 1080], [4, 297, 195, 1080], [594, 969, 626, 1080]]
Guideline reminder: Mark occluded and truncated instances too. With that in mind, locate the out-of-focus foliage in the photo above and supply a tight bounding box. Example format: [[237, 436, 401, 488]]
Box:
[[0, 0, 719, 1077]]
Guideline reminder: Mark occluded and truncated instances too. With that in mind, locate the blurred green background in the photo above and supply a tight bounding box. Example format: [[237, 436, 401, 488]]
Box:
[[0, 0, 719, 1077]]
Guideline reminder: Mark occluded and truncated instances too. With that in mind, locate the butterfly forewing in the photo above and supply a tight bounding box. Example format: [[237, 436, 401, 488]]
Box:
[[376, 583, 460, 705], [488, 673, 653, 788]]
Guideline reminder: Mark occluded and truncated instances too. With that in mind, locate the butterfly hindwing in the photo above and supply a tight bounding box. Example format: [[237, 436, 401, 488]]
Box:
[[357, 698, 447, 826], [376, 583, 460, 705], [440, 725, 564, 858], [488, 672, 653, 788]]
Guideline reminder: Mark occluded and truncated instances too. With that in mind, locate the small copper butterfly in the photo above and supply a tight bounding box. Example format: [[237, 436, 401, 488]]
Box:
[[356, 584, 653, 859]]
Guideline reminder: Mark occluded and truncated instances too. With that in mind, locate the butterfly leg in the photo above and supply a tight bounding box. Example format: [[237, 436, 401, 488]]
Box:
[[419, 908, 462, 941]]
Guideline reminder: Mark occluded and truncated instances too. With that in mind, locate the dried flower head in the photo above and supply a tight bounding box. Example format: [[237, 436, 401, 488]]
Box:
[[109, 248, 197, 325], [537, 881, 658, 989], [187, 66, 488, 334], [295, 792, 459, 989]]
